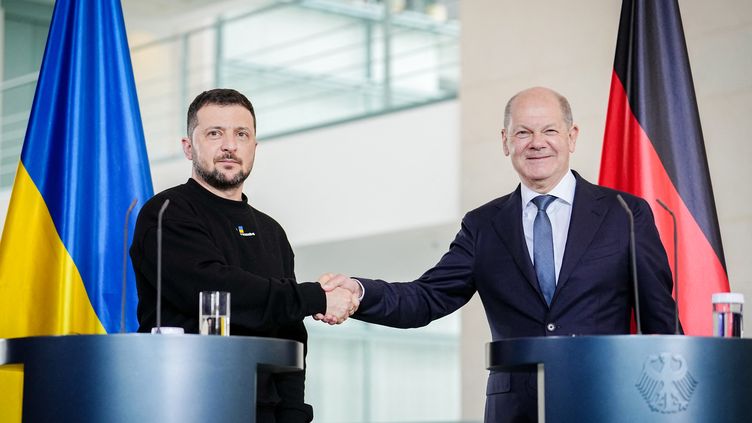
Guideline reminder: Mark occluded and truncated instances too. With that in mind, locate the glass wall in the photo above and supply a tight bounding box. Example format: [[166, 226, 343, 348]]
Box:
[[130, 0, 459, 162], [0, 0, 458, 184], [0, 0, 51, 188]]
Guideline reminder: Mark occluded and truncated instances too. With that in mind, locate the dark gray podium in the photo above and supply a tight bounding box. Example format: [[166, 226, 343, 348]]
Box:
[[487, 335, 752, 423], [0, 334, 303, 423]]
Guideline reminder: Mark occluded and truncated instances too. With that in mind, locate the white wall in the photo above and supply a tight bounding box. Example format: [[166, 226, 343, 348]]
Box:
[[0, 100, 459, 253], [248, 100, 460, 246]]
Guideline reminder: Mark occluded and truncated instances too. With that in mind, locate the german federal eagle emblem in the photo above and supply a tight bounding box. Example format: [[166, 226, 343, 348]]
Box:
[[635, 353, 697, 413]]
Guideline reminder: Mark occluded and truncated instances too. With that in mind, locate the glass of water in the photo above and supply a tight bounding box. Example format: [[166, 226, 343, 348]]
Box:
[[199, 291, 230, 336]]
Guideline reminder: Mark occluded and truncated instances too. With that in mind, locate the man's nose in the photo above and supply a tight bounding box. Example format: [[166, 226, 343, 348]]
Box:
[[529, 132, 547, 148], [221, 135, 238, 151]]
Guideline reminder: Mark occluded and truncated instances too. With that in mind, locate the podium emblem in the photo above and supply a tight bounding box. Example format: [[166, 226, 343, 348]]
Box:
[[635, 353, 697, 413]]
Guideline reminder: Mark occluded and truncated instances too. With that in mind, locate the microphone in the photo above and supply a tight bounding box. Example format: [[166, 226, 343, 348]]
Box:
[[656, 198, 680, 335], [155, 199, 170, 334], [120, 198, 138, 334], [616, 194, 642, 335]]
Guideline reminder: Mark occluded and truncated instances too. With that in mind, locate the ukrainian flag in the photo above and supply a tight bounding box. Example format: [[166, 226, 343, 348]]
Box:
[[0, 0, 153, 420]]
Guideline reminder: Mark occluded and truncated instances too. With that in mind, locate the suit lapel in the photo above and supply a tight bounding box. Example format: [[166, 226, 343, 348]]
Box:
[[491, 186, 542, 300], [555, 174, 608, 295]]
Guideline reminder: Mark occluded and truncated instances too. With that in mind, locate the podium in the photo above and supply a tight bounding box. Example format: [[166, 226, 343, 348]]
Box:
[[0, 334, 303, 423], [486, 335, 752, 422]]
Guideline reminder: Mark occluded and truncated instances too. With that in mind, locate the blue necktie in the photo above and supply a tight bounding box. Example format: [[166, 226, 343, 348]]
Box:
[[533, 195, 557, 305]]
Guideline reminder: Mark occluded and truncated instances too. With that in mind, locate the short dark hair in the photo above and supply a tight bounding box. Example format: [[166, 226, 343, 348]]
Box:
[[186, 88, 256, 137]]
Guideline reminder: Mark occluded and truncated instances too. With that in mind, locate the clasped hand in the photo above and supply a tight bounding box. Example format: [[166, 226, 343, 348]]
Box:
[[314, 273, 362, 325]]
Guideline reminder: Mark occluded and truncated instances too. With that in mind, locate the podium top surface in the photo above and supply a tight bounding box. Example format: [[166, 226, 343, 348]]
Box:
[[487, 335, 752, 369], [0, 334, 305, 423], [0, 333, 304, 372]]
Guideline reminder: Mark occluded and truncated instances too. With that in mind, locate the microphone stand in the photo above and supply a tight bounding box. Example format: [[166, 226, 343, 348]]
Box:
[[616, 194, 642, 334], [120, 198, 138, 333], [656, 198, 680, 335], [155, 199, 170, 334]]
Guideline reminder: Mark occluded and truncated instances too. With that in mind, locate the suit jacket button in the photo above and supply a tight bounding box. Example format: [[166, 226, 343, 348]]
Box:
[[546, 323, 556, 332]]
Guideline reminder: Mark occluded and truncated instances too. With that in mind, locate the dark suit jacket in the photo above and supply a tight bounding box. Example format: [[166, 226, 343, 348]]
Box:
[[354, 171, 678, 423]]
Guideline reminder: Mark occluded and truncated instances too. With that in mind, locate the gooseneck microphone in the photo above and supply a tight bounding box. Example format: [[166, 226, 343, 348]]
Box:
[[155, 199, 170, 334], [656, 198, 680, 335], [120, 198, 138, 334], [616, 194, 642, 335]]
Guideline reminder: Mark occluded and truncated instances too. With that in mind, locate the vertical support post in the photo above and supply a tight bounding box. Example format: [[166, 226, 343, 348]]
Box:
[[179, 32, 189, 135], [362, 331, 372, 423], [538, 363, 546, 423], [382, 0, 392, 109], [214, 17, 224, 88], [0, 5, 5, 172], [364, 19, 374, 111], [365, 20, 373, 81]]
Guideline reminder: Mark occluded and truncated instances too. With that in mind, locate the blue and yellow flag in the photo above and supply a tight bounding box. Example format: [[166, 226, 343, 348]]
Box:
[[0, 0, 153, 419]]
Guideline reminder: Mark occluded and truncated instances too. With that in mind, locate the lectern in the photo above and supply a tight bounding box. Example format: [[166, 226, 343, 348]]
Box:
[[0, 334, 303, 423], [487, 335, 752, 423]]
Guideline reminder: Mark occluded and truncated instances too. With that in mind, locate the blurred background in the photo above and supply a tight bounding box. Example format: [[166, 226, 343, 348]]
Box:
[[0, 0, 749, 421]]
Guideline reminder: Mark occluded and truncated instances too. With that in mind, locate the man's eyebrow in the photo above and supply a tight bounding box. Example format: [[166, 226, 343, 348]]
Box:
[[203, 125, 253, 133]]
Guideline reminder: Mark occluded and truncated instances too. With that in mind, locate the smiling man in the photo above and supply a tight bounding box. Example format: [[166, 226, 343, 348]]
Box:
[[130, 89, 357, 422], [318, 87, 680, 422]]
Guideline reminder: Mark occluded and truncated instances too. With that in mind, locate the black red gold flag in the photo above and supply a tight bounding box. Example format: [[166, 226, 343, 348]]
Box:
[[599, 0, 729, 335]]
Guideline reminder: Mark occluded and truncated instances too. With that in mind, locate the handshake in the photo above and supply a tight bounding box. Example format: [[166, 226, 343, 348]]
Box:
[[314, 273, 363, 325]]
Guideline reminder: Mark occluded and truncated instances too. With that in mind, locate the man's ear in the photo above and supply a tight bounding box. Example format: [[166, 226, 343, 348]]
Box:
[[181, 137, 193, 160], [568, 124, 579, 153], [501, 129, 510, 156]]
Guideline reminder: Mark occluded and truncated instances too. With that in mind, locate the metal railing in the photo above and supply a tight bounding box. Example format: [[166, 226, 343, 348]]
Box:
[[0, 72, 38, 187], [0, 0, 458, 188], [131, 0, 459, 162]]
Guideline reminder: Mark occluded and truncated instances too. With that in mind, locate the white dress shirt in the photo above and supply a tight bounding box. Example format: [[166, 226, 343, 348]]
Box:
[[520, 170, 576, 283]]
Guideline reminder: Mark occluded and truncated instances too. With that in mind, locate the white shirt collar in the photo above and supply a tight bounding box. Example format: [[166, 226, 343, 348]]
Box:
[[520, 170, 576, 207]]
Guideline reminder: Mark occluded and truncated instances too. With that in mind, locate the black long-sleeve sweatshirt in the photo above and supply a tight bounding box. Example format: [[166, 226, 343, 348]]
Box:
[[130, 178, 326, 422]]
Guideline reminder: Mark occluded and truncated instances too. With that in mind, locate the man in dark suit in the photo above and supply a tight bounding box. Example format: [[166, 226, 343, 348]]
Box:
[[317, 86, 678, 422]]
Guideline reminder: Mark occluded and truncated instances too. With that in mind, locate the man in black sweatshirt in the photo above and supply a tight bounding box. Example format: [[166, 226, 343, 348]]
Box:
[[130, 88, 357, 422]]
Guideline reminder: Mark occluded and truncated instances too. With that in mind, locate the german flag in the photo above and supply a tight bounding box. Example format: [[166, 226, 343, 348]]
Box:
[[599, 0, 729, 335]]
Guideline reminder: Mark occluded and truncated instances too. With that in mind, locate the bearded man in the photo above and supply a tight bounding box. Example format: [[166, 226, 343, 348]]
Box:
[[130, 88, 357, 423]]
